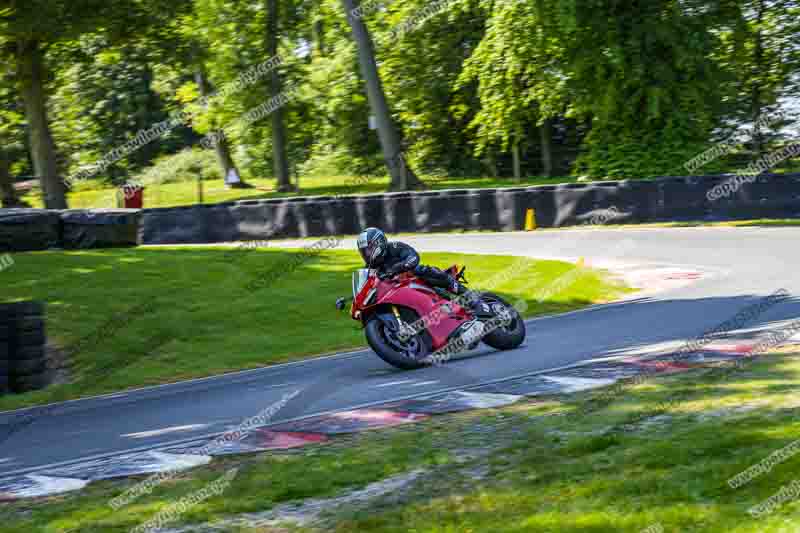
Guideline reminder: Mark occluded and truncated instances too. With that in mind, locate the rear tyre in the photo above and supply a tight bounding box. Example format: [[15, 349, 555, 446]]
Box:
[[480, 293, 526, 350], [365, 308, 432, 370]]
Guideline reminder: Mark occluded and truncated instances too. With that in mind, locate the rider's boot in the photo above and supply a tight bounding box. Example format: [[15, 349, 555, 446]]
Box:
[[450, 279, 494, 318]]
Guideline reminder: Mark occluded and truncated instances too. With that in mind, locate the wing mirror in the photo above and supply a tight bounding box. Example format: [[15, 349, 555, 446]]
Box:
[[335, 297, 348, 311]]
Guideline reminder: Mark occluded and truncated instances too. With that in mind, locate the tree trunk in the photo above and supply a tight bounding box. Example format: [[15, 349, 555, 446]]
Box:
[[0, 154, 21, 208], [194, 69, 247, 188], [17, 39, 67, 209], [483, 151, 498, 178], [313, 19, 326, 58], [750, 0, 765, 159], [539, 118, 554, 177], [340, 0, 422, 191], [512, 139, 521, 182], [266, 0, 294, 192]]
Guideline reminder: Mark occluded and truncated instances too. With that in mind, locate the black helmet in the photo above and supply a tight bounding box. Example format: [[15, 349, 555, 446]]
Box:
[[357, 227, 388, 266]]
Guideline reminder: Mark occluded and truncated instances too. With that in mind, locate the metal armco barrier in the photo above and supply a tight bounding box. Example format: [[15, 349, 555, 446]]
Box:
[[294, 197, 329, 237], [271, 198, 301, 238], [232, 200, 272, 240], [355, 195, 386, 231], [656, 176, 708, 221], [0, 302, 49, 394], [750, 174, 800, 219], [552, 184, 598, 227], [615, 179, 658, 223], [61, 209, 140, 249], [328, 196, 361, 235], [139, 205, 206, 244], [524, 186, 557, 228], [495, 187, 528, 231], [2, 172, 800, 250], [471, 189, 501, 231], [0, 210, 61, 251], [384, 192, 416, 233], [202, 204, 241, 243]]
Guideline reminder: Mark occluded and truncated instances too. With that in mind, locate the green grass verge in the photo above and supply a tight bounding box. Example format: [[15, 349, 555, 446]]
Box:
[[5, 349, 800, 532], [0, 247, 629, 411], [20, 174, 579, 209], [321, 350, 800, 533]]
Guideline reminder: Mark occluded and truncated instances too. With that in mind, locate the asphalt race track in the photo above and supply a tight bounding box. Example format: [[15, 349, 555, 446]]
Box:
[[2, 226, 799, 479]]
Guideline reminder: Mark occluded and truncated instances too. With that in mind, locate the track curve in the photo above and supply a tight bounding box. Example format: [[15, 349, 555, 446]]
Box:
[[1, 226, 799, 477]]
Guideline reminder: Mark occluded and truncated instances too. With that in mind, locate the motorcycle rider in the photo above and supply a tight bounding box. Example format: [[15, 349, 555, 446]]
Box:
[[356, 227, 491, 315]]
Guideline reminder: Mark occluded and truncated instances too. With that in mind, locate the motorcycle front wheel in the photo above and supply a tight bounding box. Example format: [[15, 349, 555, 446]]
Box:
[[365, 307, 432, 370]]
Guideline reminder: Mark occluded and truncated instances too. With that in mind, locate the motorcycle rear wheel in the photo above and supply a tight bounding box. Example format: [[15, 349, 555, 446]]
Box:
[[365, 307, 432, 370]]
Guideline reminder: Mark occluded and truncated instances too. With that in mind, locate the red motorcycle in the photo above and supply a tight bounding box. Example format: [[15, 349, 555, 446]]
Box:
[[336, 265, 526, 369]]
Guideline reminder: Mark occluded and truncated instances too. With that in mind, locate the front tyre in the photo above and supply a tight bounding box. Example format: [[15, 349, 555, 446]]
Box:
[[365, 308, 431, 370], [480, 293, 526, 350]]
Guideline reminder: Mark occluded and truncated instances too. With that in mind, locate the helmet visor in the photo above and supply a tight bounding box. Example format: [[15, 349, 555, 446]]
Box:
[[359, 241, 383, 265]]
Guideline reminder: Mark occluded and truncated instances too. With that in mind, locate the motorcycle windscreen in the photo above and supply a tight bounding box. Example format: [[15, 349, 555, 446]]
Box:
[[352, 269, 371, 298]]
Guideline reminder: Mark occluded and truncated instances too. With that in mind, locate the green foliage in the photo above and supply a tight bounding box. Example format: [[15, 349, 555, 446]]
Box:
[[576, 119, 713, 178], [711, 0, 800, 153], [50, 35, 194, 184], [534, 0, 729, 177], [378, 0, 487, 175], [132, 148, 222, 184], [458, 0, 566, 153], [298, 143, 380, 177], [300, 1, 383, 176], [2, 0, 799, 195], [0, 75, 28, 178]]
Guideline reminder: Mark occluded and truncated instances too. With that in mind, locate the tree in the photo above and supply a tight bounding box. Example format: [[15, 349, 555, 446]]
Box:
[[194, 0, 305, 191], [2, 0, 116, 208], [459, 0, 568, 178], [530, 0, 731, 178], [0, 79, 26, 207], [194, 65, 247, 188], [1, 0, 192, 208], [15, 38, 66, 208], [377, 0, 488, 178], [49, 34, 192, 187], [266, 0, 294, 191], [714, 0, 799, 158], [340, 0, 422, 190]]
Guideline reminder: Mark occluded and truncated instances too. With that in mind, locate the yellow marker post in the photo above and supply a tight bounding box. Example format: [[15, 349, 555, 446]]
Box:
[[524, 208, 537, 231]]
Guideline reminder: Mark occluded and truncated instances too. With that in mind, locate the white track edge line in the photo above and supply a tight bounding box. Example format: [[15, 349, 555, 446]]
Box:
[[0, 352, 639, 480]]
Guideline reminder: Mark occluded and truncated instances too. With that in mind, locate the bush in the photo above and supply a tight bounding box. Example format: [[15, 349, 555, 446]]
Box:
[[131, 149, 221, 185], [298, 144, 384, 178]]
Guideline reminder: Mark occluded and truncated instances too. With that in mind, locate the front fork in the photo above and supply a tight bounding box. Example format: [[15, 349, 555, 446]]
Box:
[[391, 306, 418, 339], [370, 306, 411, 335]]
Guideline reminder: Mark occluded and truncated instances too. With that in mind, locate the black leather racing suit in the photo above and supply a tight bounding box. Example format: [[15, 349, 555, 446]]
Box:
[[377, 242, 463, 294]]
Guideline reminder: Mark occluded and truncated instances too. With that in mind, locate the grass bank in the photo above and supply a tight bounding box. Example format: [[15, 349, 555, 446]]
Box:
[[0, 247, 629, 411], [3, 347, 799, 532]]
